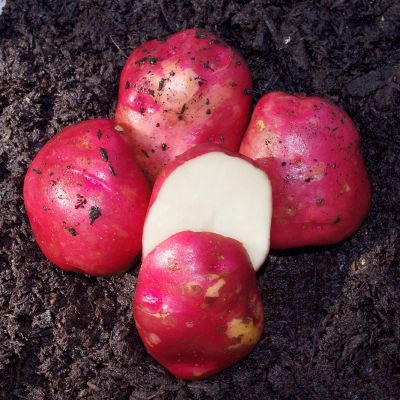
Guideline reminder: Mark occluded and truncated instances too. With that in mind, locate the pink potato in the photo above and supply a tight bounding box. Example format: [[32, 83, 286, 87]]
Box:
[[23, 119, 151, 276], [240, 92, 372, 249], [115, 28, 252, 183], [134, 231, 264, 380]]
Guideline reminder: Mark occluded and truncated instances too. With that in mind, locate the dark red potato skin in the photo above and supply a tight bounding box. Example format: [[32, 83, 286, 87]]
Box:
[[115, 28, 252, 183], [134, 231, 264, 380], [23, 119, 151, 276], [240, 92, 371, 249]]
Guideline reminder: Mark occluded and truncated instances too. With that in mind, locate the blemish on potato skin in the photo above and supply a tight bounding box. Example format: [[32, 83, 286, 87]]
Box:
[[256, 120, 265, 131], [205, 278, 226, 298], [333, 216, 341, 224], [235, 285, 242, 295], [166, 257, 179, 271], [89, 206, 101, 225], [341, 183, 351, 193], [183, 282, 202, 295], [250, 295, 264, 321], [99, 147, 108, 161], [226, 317, 261, 349], [108, 164, 116, 176], [149, 333, 160, 345], [192, 369, 207, 378], [285, 205, 297, 217], [74, 194, 87, 209], [141, 150, 150, 158]]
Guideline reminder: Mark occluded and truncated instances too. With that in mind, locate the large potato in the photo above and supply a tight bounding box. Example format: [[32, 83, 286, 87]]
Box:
[[240, 92, 371, 249], [23, 119, 151, 275], [115, 28, 252, 183], [134, 231, 264, 380]]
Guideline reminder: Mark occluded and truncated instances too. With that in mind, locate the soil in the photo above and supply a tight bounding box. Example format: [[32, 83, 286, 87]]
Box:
[[1, 0, 399, 399]]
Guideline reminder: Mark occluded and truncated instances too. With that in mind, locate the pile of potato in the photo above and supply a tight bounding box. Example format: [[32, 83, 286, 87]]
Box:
[[23, 29, 371, 380]]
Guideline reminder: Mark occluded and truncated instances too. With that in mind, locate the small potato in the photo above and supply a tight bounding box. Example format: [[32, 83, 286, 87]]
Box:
[[115, 28, 252, 183], [23, 119, 151, 276], [240, 92, 372, 249], [134, 231, 264, 380]]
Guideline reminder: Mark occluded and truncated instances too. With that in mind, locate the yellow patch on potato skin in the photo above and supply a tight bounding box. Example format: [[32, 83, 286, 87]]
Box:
[[256, 119, 265, 131], [148, 311, 171, 319], [205, 278, 226, 298], [205, 273, 219, 281], [143, 332, 161, 348], [148, 333, 161, 345], [226, 317, 262, 349], [79, 135, 93, 149], [148, 311, 176, 327], [137, 305, 176, 326], [191, 368, 209, 377], [341, 183, 351, 193]]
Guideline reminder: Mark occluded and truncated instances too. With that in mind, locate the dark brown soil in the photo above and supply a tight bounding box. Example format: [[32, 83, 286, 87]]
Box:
[[1, 1, 399, 399]]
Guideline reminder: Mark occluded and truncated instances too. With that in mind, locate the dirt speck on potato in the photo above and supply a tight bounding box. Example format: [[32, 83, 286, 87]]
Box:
[[89, 206, 101, 225]]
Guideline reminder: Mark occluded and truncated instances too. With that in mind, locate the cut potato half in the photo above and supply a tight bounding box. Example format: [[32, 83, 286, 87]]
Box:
[[142, 147, 272, 271]]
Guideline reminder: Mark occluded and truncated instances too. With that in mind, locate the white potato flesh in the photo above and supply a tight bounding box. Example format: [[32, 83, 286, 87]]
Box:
[[142, 152, 272, 271]]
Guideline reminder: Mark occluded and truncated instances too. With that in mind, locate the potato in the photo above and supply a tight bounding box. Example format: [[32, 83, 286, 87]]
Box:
[[115, 28, 252, 183], [23, 119, 151, 276], [142, 143, 273, 271], [240, 92, 372, 249], [134, 231, 264, 380]]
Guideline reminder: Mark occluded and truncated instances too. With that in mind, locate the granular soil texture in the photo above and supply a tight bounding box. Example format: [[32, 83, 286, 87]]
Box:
[[1, 1, 399, 399]]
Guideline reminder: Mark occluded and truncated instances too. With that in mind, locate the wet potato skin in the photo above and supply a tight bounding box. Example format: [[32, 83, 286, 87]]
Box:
[[134, 231, 264, 380], [23, 119, 151, 276], [115, 28, 252, 184], [240, 92, 371, 249]]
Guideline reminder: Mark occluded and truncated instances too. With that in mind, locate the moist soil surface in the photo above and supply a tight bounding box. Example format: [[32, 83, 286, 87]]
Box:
[[1, 1, 399, 399]]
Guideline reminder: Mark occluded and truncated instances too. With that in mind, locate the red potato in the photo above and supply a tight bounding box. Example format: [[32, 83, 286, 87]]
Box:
[[115, 28, 252, 183], [23, 119, 151, 276], [142, 144, 273, 271], [239, 92, 372, 249], [134, 231, 264, 380]]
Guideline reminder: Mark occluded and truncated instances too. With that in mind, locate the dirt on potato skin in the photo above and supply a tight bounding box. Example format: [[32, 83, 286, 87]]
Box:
[[0, 0, 399, 399]]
